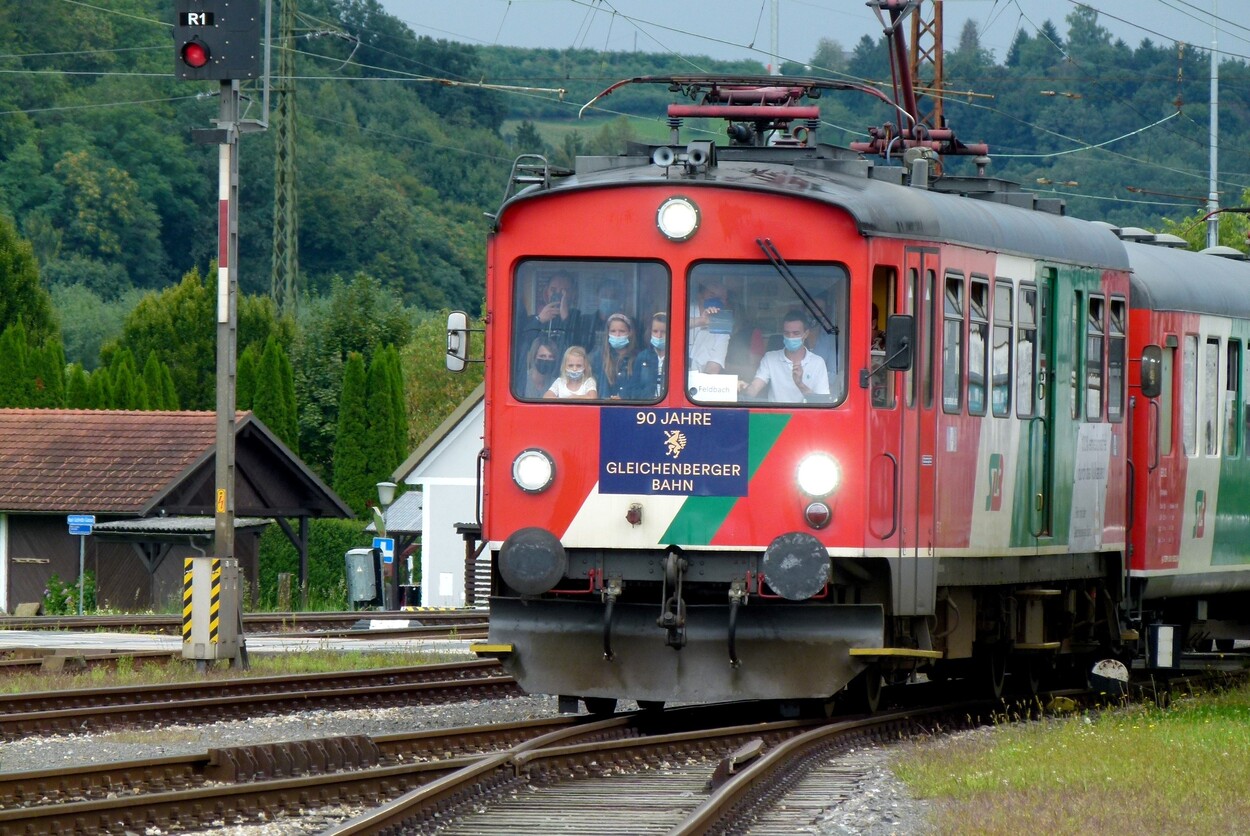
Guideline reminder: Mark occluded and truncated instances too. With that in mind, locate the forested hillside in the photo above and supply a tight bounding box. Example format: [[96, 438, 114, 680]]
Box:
[[2, 0, 1249, 500]]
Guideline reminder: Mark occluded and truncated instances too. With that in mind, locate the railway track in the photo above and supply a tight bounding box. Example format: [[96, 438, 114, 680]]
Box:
[[0, 659, 517, 739], [0, 691, 1105, 836], [3, 667, 1237, 834]]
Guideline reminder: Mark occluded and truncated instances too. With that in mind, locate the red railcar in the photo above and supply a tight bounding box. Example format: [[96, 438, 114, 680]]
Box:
[[446, 77, 1250, 711]]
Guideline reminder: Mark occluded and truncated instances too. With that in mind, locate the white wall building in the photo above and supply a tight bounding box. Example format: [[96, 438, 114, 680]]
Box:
[[395, 384, 484, 609]]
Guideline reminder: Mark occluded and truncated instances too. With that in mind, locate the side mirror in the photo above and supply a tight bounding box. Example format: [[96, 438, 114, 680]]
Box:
[[884, 314, 914, 371], [1140, 344, 1162, 399], [446, 311, 469, 372]]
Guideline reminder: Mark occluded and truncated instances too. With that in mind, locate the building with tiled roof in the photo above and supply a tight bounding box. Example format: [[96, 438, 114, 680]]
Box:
[[0, 409, 353, 612]]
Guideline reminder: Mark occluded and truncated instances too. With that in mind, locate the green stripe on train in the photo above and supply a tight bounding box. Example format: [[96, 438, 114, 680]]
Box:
[[659, 412, 790, 545]]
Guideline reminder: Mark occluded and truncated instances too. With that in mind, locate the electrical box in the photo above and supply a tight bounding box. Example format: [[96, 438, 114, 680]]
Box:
[[181, 556, 239, 660]]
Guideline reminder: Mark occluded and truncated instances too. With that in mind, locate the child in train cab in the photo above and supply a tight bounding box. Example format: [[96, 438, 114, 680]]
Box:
[[635, 312, 667, 398], [590, 312, 642, 399], [545, 345, 598, 399]]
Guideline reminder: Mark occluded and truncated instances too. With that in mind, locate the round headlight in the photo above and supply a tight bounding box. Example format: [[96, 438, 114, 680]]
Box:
[[796, 453, 840, 498], [656, 196, 700, 242], [513, 448, 555, 493]]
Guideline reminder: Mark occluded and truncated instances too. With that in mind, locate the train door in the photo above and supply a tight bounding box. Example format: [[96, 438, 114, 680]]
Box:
[[900, 248, 938, 560], [1026, 268, 1056, 541]]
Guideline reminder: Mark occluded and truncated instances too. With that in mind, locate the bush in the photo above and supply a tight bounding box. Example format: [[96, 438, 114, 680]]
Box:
[[256, 518, 372, 610], [43, 571, 96, 615]]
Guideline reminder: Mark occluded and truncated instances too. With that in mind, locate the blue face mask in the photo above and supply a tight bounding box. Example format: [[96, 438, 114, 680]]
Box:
[[566, 368, 584, 380], [608, 335, 630, 350], [651, 335, 666, 350], [783, 336, 804, 352]]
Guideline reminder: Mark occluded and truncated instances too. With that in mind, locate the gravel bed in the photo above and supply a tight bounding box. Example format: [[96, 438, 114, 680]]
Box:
[[1, 696, 934, 834]]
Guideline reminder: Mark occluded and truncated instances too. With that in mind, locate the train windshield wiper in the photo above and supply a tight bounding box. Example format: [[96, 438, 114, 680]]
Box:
[[756, 237, 838, 336]]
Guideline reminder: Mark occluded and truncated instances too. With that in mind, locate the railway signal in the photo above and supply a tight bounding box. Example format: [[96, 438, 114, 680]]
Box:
[[174, 0, 261, 81]]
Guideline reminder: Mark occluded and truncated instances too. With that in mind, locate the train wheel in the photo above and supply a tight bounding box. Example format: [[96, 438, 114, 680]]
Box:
[[583, 697, 618, 715], [844, 663, 883, 714], [1011, 656, 1043, 697]]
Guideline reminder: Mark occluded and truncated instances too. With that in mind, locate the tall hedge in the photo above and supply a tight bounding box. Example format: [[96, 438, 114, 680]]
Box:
[[255, 518, 373, 610]]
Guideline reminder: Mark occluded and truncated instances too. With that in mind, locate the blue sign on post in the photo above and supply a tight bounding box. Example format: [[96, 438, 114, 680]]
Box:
[[67, 514, 95, 536], [372, 536, 395, 564]]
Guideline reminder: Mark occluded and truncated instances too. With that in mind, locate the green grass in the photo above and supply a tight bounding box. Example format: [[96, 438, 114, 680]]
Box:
[[895, 683, 1250, 834], [0, 649, 466, 695]]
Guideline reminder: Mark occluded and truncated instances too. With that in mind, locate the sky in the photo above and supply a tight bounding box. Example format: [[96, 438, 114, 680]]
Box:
[[378, 0, 1250, 70]]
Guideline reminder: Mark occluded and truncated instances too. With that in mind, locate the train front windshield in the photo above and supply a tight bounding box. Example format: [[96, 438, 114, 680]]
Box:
[[510, 260, 848, 406]]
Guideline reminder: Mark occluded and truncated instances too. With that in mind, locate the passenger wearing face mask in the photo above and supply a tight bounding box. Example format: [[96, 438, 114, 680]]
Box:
[[589, 312, 642, 399], [545, 345, 598, 399], [523, 336, 560, 398], [741, 310, 830, 404], [635, 312, 667, 398]]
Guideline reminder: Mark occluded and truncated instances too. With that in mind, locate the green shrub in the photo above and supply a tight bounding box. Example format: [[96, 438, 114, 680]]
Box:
[[256, 518, 371, 610], [43, 571, 96, 615]]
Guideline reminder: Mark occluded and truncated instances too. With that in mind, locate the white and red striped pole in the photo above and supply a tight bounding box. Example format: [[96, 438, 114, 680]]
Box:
[[213, 79, 238, 565]]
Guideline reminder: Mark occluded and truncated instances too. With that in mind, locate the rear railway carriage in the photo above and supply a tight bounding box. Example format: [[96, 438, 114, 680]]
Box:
[[446, 76, 1250, 711]]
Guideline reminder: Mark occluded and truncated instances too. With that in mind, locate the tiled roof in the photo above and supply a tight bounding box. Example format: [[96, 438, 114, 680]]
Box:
[[0, 409, 233, 514]]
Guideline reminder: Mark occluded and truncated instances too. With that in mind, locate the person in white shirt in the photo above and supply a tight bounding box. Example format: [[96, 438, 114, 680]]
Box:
[[742, 310, 831, 404], [545, 345, 598, 399], [688, 278, 730, 374]]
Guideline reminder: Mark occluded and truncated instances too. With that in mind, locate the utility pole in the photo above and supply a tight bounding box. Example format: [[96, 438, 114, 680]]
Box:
[[271, 0, 299, 314], [175, 0, 265, 671]]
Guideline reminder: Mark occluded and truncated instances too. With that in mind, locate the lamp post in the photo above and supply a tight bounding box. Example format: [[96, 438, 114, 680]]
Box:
[[376, 481, 398, 609]]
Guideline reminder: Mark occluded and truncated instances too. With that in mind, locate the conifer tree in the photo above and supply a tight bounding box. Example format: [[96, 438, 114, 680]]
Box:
[[161, 364, 179, 410], [28, 340, 66, 408], [109, 348, 147, 410], [254, 337, 299, 451], [333, 352, 370, 515], [365, 349, 398, 487], [278, 347, 298, 454], [142, 351, 168, 410], [87, 368, 113, 409], [236, 344, 260, 411], [66, 363, 91, 409], [385, 345, 409, 464], [0, 322, 30, 407]]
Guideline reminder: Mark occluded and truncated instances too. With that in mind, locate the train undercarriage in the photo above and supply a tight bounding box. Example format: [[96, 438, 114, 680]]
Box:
[[481, 539, 1135, 712]]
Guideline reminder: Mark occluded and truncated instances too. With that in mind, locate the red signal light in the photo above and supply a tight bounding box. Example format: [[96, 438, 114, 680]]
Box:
[[181, 41, 210, 69]]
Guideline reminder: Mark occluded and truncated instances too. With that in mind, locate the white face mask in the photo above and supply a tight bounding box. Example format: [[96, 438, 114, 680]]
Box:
[[566, 368, 584, 380]]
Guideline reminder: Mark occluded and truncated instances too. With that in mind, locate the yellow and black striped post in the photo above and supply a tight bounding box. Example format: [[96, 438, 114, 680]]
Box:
[[182, 558, 194, 645], [182, 556, 239, 662]]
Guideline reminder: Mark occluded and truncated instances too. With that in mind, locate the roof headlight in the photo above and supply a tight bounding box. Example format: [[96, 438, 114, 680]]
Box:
[[656, 196, 700, 242], [513, 448, 555, 493], [796, 453, 840, 498]]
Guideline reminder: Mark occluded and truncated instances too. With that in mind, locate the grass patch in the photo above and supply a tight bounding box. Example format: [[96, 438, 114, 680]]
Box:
[[0, 649, 466, 695], [896, 684, 1250, 834]]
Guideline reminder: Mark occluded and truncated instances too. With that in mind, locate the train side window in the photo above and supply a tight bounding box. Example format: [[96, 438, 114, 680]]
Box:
[[1182, 335, 1197, 456], [942, 273, 964, 413], [1159, 343, 1175, 457], [1085, 295, 1105, 421], [905, 268, 918, 408], [871, 266, 896, 408], [1107, 298, 1126, 422], [992, 280, 1012, 417], [1226, 340, 1241, 458], [1070, 292, 1081, 420], [1204, 337, 1220, 456], [1016, 285, 1037, 419], [967, 277, 989, 416], [922, 269, 936, 410]]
